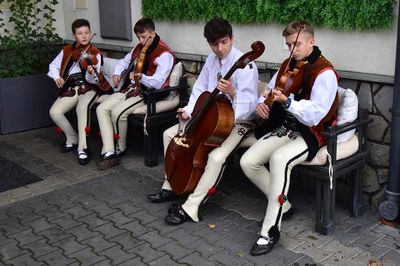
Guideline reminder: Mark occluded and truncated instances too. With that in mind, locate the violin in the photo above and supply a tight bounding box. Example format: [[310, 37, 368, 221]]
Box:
[[264, 25, 307, 107], [71, 43, 111, 92], [125, 37, 151, 99]]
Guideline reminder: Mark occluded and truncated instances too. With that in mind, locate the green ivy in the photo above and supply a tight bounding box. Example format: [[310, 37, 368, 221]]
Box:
[[0, 0, 62, 78], [142, 0, 396, 31]]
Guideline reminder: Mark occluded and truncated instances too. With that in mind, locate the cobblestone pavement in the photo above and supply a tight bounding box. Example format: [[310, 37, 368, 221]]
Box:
[[0, 127, 399, 265]]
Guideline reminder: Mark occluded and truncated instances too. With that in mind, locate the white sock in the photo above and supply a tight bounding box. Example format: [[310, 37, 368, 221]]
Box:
[[104, 151, 115, 158], [257, 236, 270, 245], [78, 151, 87, 159]]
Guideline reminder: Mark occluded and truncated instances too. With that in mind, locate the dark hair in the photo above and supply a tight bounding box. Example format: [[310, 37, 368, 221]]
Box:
[[71, 18, 90, 34], [282, 20, 314, 37], [203, 17, 233, 43], [134, 18, 155, 34]]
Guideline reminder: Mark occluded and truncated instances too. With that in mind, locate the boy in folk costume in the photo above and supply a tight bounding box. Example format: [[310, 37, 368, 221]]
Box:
[[240, 20, 338, 256], [147, 18, 259, 226], [96, 18, 175, 170], [48, 18, 112, 165]]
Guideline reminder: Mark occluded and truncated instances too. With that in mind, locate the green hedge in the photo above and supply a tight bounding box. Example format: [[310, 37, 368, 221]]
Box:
[[142, 0, 396, 31]]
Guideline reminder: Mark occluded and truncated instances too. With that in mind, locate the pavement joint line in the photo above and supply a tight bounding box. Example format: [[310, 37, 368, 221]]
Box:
[[371, 234, 388, 245]]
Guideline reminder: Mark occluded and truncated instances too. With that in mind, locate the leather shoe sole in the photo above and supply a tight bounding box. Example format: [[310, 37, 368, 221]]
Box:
[[78, 157, 89, 165], [97, 155, 120, 170]]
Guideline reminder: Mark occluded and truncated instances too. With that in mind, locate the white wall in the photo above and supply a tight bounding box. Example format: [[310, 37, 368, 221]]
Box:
[[56, 0, 398, 76]]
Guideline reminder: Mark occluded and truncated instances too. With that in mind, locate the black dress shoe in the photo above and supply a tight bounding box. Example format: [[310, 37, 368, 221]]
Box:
[[61, 143, 77, 153], [97, 153, 120, 170], [164, 205, 190, 225], [147, 189, 177, 203], [250, 226, 280, 256], [78, 151, 90, 166]]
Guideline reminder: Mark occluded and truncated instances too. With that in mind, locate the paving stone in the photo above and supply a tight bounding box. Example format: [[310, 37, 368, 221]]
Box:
[[137, 230, 174, 249], [80, 234, 117, 253], [319, 239, 363, 260], [0, 218, 31, 237], [3, 252, 45, 266], [35, 206, 66, 222], [379, 249, 400, 266], [98, 244, 137, 264], [114, 201, 143, 216], [104, 210, 132, 226], [127, 242, 166, 263], [372, 224, 400, 241], [0, 240, 29, 261], [292, 230, 334, 248], [109, 232, 144, 251], [50, 236, 89, 255], [269, 245, 306, 265], [22, 238, 58, 259], [186, 239, 224, 258], [350, 237, 389, 257], [178, 251, 218, 266], [221, 212, 256, 229], [163, 227, 200, 246], [64, 205, 94, 219], [65, 224, 100, 242], [189, 225, 231, 244], [25, 217, 57, 233], [92, 222, 127, 240], [76, 213, 108, 229], [345, 224, 386, 243], [291, 255, 322, 266], [208, 250, 249, 266], [129, 209, 163, 225], [349, 251, 375, 265], [147, 254, 180, 266], [216, 223, 257, 242], [292, 242, 335, 263], [157, 241, 194, 260], [51, 215, 83, 231], [118, 256, 147, 266], [66, 247, 108, 265], [35, 227, 73, 244], [119, 220, 152, 237], [85, 202, 118, 217], [0, 232, 13, 247], [13, 229, 43, 246]]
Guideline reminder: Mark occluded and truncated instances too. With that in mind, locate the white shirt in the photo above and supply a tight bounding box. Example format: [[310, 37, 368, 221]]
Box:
[[258, 69, 338, 127], [47, 49, 100, 84], [184, 47, 259, 121], [113, 47, 174, 90]]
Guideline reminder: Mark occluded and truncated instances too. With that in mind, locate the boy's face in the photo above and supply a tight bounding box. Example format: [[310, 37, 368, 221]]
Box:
[[285, 32, 314, 61], [136, 30, 156, 47], [73, 26, 91, 46], [209, 36, 233, 60]]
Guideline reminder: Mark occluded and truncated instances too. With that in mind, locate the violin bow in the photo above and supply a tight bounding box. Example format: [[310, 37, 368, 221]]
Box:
[[63, 33, 97, 85], [283, 24, 304, 73]]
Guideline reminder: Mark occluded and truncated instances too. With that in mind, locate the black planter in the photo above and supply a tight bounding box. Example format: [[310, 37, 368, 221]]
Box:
[[0, 74, 58, 134]]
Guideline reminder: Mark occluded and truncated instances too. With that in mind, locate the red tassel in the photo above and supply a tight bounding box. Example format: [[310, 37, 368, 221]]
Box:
[[84, 126, 91, 133], [208, 187, 217, 195], [113, 133, 120, 139], [278, 194, 288, 205], [56, 127, 63, 134]]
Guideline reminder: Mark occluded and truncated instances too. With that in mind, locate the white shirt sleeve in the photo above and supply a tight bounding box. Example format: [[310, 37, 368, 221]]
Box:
[[183, 55, 212, 116], [257, 71, 278, 104], [232, 62, 259, 120], [288, 69, 338, 126], [113, 49, 133, 76], [47, 50, 63, 80], [140, 52, 174, 89]]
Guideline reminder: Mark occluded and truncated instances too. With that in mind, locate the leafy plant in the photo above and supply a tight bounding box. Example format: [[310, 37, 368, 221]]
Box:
[[0, 0, 62, 78], [142, 0, 396, 31]]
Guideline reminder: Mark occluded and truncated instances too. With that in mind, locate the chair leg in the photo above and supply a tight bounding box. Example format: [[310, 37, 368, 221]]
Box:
[[144, 127, 158, 167], [315, 177, 335, 235], [350, 165, 366, 217]]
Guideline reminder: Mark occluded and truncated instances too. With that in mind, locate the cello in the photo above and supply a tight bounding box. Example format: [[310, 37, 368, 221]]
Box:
[[165, 41, 265, 195]]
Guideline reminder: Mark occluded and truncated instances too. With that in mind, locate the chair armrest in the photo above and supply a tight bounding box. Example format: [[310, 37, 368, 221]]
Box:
[[142, 76, 189, 116], [321, 108, 372, 163]]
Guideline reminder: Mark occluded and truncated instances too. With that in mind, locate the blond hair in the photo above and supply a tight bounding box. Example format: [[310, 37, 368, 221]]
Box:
[[282, 20, 314, 37]]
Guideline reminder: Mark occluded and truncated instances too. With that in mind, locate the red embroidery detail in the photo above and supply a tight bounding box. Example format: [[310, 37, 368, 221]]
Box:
[[84, 126, 91, 133], [278, 194, 288, 205], [56, 127, 63, 134], [208, 187, 217, 195], [113, 133, 120, 139]]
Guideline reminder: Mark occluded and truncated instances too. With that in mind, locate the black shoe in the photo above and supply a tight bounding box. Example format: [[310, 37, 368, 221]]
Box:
[[147, 189, 177, 203], [78, 151, 90, 166], [61, 143, 77, 153], [250, 226, 280, 256], [258, 207, 295, 227], [97, 153, 120, 170], [164, 205, 190, 226]]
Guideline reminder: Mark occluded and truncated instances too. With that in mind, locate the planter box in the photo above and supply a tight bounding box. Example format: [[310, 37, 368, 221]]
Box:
[[0, 74, 58, 134]]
